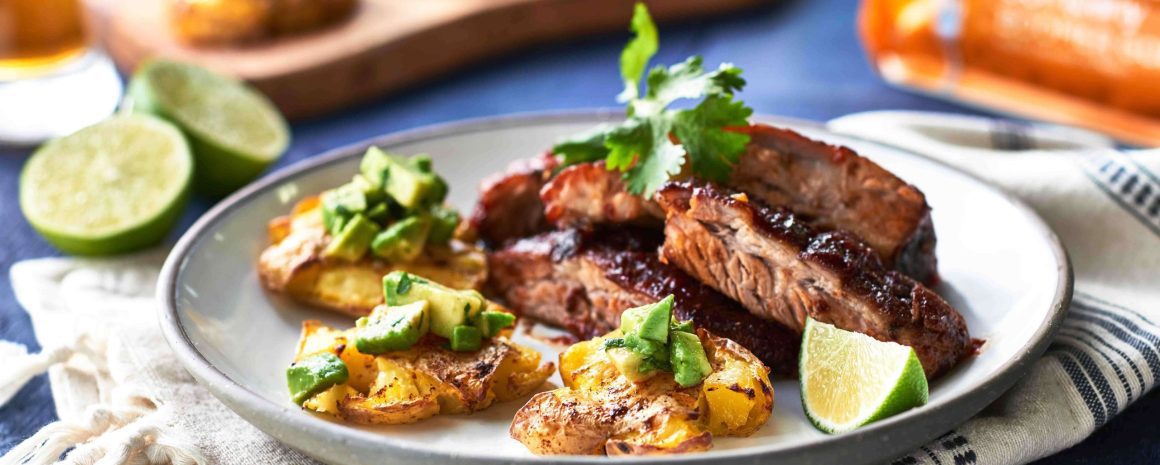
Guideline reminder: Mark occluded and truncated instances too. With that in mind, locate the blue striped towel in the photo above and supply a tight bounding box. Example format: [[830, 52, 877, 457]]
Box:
[[830, 111, 1160, 465]]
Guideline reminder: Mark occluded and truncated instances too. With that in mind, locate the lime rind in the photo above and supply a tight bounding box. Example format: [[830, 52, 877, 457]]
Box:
[[129, 59, 289, 197], [799, 318, 929, 434], [19, 114, 192, 255]]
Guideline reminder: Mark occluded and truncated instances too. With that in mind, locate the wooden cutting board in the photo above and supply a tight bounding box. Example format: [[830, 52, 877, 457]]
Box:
[[107, 0, 773, 120]]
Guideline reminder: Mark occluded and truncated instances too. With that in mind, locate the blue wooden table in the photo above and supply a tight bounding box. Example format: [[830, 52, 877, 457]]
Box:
[[2, 0, 1157, 462]]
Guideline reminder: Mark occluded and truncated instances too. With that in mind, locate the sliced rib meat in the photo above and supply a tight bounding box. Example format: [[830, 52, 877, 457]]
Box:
[[731, 124, 938, 284], [537, 124, 938, 284], [468, 153, 556, 248], [486, 228, 799, 375], [655, 181, 969, 378], [540, 161, 663, 230]]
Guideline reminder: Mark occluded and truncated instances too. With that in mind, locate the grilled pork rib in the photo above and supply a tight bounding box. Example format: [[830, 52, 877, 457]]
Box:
[[655, 182, 969, 378], [538, 124, 938, 284], [731, 125, 938, 284], [540, 161, 663, 230], [469, 154, 556, 248], [486, 228, 799, 375]]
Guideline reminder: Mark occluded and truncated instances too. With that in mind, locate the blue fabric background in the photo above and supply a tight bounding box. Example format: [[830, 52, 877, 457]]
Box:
[[2, 0, 1157, 462]]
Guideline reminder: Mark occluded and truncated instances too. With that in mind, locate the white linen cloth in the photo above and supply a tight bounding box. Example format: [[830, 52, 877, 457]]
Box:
[[1, 110, 1158, 465], [829, 111, 1160, 465]]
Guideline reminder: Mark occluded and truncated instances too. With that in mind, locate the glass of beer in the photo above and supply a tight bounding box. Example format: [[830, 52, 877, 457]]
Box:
[[0, 0, 122, 145]]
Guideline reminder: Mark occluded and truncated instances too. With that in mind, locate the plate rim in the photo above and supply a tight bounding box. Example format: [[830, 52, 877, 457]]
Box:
[[156, 109, 1073, 465]]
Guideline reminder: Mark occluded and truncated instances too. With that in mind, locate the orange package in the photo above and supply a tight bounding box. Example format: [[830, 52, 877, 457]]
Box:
[[860, 0, 1160, 146]]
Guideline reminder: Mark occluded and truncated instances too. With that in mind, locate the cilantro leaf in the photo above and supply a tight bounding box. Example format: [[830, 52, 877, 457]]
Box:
[[642, 58, 746, 112], [672, 95, 753, 183], [624, 117, 685, 195], [618, 2, 658, 103], [604, 117, 649, 171], [553, 2, 753, 196], [603, 116, 685, 195], [553, 123, 611, 165]]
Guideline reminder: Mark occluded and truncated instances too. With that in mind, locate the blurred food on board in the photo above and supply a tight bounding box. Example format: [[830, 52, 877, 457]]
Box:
[[171, 0, 358, 45], [860, 0, 1160, 145], [108, 0, 774, 119]]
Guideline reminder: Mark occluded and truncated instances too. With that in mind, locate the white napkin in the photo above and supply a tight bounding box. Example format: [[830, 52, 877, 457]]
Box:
[[2, 110, 1158, 465], [0, 252, 316, 465], [829, 111, 1160, 465]]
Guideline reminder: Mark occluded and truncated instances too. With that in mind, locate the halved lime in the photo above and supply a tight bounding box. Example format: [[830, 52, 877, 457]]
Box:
[[800, 318, 928, 434], [20, 114, 192, 256], [128, 59, 289, 198]]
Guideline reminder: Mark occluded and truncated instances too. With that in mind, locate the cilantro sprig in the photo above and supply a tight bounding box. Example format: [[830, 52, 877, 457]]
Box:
[[553, 2, 753, 196]]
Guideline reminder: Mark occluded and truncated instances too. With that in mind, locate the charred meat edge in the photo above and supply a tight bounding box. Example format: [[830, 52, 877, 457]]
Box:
[[655, 181, 969, 378], [486, 228, 799, 375], [469, 153, 557, 248]]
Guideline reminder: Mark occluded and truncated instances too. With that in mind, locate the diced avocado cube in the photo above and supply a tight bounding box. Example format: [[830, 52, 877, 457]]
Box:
[[320, 183, 367, 235], [359, 146, 392, 189], [354, 301, 429, 354], [360, 148, 449, 208], [606, 347, 659, 382], [371, 216, 431, 263], [428, 175, 449, 205], [385, 164, 443, 209], [670, 331, 712, 387], [287, 353, 349, 405], [409, 154, 434, 173], [321, 207, 348, 236], [364, 202, 391, 224], [383, 270, 421, 305], [380, 271, 486, 339], [321, 214, 380, 262], [475, 310, 516, 337], [426, 205, 461, 245], [449, 325, 482, 351], [620, 295, 673, 343], [623, 333, 668, 359], [671, 318, 694, 334], [352, 174, 386, 205]]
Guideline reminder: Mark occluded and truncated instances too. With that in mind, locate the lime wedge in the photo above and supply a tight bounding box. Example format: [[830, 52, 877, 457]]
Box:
[[19, 115, 192, 255], [128, 59, 289, 197], [800, 318, 928, 434]]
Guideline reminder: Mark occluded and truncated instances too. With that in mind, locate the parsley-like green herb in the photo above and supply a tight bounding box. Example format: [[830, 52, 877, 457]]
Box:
[[396, 273, 413, 295], [552, 2, 753, 196]]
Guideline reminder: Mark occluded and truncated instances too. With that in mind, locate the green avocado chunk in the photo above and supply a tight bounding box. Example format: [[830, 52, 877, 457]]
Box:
[[671, 318, 694, 334], [385, 158, 444, 209], [382, 271, 485, 338], [371, 216, 431, 263], [449, 325, 483, 351], [354, 301, 430, 354], [322, 214, 380, 262], [287, 353, 349, 405], [359, 146, 392, 189], [606, 347, 665, 382], [475, 310, 516, 337], [426, 205, 461, 245], [320, 182, 368, 235], [408, 154, 434, 173], [364, 202, 391, 224], [670, 331, 712, 387], [620, 295, 673, 343], [351, 174, 386, 205]]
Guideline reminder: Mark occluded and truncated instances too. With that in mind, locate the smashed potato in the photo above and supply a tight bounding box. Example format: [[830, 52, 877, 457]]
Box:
[[294, 320, 553, 424], [259, 197, 487, 317], [511, 329, 773, 455]]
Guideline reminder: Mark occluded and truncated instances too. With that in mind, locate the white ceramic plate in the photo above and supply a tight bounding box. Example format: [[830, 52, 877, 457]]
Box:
[[158, 111, 1072, 465]]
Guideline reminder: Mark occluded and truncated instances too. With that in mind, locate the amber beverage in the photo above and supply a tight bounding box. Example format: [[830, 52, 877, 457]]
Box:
[[0, 0, 88, 79], [860, 0, 1160, 146]]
